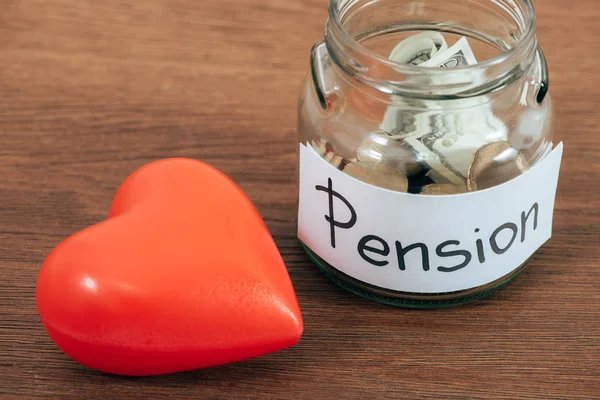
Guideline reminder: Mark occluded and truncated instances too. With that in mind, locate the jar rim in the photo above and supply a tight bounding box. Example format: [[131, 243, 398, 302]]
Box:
[[325, 0, 539, 98]]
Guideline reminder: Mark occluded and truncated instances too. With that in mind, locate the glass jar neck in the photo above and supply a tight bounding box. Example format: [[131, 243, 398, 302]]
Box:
[[324, 0, 538, 101]]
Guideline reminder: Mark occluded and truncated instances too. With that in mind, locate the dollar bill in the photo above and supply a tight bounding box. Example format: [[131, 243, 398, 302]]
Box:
[[389, 32, 449, 65], [420, 36, 477, 68], [377, 34, 453, 140], [377, 34, 508, 185]]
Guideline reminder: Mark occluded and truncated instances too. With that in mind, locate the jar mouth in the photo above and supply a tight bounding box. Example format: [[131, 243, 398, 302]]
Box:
[[326, 0, 538, 98]]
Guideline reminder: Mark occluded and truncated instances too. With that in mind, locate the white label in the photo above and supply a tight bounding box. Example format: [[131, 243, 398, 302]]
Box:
[[297, 142, 563, 293]]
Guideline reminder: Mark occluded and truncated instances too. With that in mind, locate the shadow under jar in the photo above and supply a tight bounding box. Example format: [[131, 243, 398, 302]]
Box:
[[296, 0, 557, 308]]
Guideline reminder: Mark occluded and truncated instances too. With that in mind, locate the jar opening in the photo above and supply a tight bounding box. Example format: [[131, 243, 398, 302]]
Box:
[[325, 0, 538, 99]]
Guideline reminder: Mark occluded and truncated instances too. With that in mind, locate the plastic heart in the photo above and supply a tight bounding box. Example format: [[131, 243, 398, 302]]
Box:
[[36, 158, 303, 376]]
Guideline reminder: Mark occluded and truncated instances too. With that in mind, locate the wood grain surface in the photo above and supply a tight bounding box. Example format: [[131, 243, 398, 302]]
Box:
[[0, 0, 598, 398]]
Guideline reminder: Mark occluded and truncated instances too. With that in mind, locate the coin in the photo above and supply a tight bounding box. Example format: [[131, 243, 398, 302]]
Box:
[[420, 183, 467, 195], [343, 161, 408, 192], [324, 150, 344, 169], [356, 131, 424, 177], [311, 139, 350, 170], [467, 141, 529, 191], [310, 138, 327, 156]]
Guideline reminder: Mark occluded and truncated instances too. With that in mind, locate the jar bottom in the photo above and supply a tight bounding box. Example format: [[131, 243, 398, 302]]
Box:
[[300, 242, 531, 309]]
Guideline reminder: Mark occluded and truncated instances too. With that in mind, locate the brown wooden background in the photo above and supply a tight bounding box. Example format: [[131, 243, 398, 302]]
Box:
[[0, 0, 598, 398]]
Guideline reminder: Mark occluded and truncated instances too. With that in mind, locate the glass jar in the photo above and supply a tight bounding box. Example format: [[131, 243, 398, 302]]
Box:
[[296, 0, 562, 308]]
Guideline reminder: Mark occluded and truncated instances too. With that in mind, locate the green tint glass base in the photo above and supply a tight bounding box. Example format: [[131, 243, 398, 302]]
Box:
[[301, 242, 531, 309]]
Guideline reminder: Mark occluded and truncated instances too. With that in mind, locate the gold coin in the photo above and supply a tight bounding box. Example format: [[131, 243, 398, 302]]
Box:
[[310, 138, 328, 156], [420, 184, 467, 195], [467, 141, 529, 191], [311, 139, 351, 170], [356, 132, 424, 177], [327, 153, 344, 169], [344, 162, 408, 192], [404, 160, 424, 178]]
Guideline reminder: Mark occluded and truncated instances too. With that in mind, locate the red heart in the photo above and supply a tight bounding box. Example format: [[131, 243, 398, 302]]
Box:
[[36, 158, 303, 376]]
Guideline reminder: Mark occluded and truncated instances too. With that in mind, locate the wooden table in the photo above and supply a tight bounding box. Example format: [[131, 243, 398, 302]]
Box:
[[1, 0, 598, 398]]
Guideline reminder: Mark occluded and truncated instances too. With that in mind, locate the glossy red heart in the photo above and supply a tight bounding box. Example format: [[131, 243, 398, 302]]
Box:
[[36, 158, 303, 376]]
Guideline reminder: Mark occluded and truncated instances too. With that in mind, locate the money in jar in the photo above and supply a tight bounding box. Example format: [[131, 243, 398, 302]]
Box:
[[296, 0, 563, 308]]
